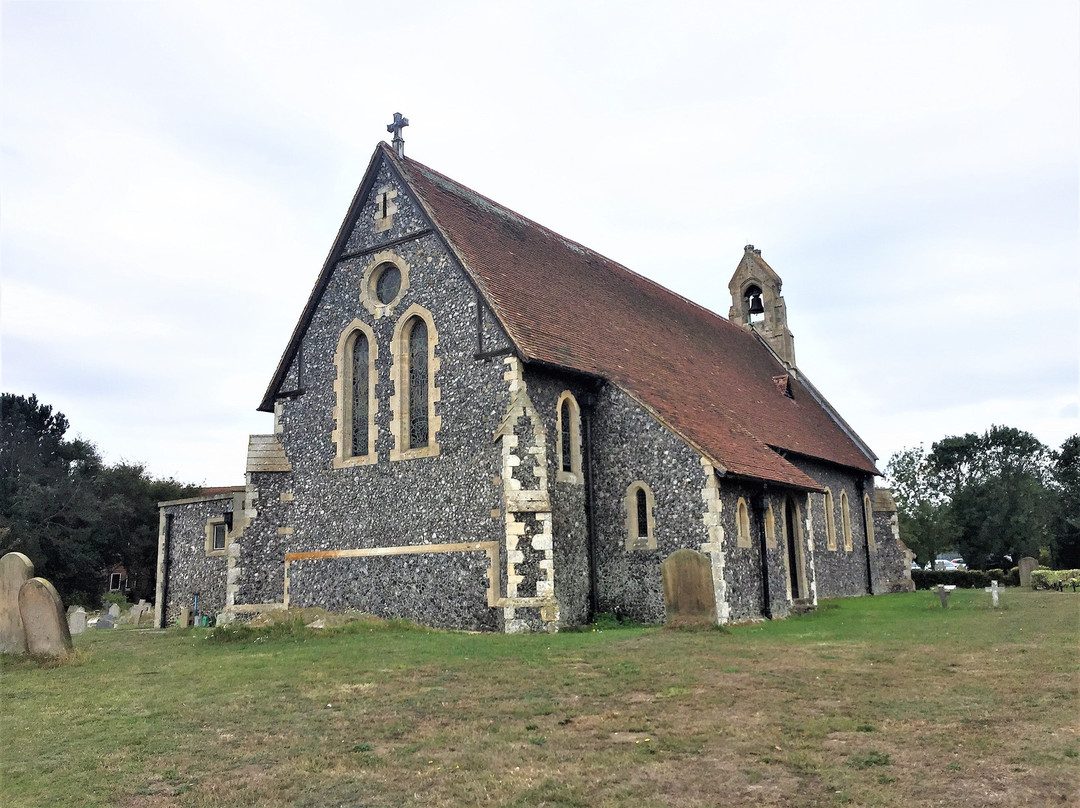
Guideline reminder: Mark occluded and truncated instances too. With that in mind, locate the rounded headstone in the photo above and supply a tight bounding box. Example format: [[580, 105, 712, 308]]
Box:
[[661, 548, 717, 626], [0, 552, 35, 654], [18, 577, 73, 656], [1018, 557, 1038, 588]]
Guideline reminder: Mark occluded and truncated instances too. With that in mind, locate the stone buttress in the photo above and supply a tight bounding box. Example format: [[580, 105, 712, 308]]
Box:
[[493, 358, 558, 632]]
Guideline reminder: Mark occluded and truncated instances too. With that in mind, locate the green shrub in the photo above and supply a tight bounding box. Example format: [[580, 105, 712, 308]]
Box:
[[1029, 569, 1080, 591], [981, 568, 1019, 587], [911, 569, 1000, 589], [101, 591, 129, 612]]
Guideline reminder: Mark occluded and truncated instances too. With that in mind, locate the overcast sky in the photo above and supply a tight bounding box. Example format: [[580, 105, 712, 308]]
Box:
[[3, 0, 1077, 486]]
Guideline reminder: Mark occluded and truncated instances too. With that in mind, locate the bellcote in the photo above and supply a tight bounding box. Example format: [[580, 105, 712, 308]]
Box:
[[728, 245, 796, 367]]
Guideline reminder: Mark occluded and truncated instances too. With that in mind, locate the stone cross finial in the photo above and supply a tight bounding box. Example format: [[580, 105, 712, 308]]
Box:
[[387, 112, 409, 159]]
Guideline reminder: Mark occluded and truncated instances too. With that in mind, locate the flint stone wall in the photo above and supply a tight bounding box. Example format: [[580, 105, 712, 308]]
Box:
[[587, 383, 710, 624], [788, 457, 875, 598], [521, 368, 593, 628], [716, 479, 772, 622], [872, 491, 912, 589], [288, 552, 496, 631], [234, 164, 510, 630], [159, 495, 232, 625]]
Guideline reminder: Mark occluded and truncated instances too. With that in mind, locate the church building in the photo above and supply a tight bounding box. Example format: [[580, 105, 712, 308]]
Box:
[[155, 119, 908, 632]]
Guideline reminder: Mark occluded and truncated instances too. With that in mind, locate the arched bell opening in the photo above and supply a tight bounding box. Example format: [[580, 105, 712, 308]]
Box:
[[744, 284, 765, 324]]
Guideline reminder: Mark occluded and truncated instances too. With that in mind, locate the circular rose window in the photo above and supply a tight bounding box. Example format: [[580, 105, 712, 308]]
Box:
[[374, 264, 401, 305]]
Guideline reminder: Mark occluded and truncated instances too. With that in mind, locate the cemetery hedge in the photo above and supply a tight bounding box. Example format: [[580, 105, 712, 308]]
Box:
[[1029, 568, 1080, 590], [910, 567, 1019, 589]]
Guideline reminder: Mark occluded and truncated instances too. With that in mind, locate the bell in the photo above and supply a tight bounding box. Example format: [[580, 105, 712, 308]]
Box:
[[748, 293, 765, 315]]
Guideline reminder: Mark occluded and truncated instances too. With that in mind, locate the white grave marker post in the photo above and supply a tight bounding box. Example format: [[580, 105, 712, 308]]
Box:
[[984, 579, 1001, 608]]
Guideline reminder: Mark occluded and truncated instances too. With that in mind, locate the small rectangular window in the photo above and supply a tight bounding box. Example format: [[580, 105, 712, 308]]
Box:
[[109, 573, 121, 591], [213, 523, 227, 552]]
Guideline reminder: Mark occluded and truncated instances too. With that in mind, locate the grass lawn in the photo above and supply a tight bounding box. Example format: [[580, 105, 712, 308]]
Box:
[[2, 589, 1077, 807]]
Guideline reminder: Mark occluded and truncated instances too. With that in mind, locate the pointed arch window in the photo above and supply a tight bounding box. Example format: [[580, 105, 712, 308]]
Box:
[[333, 320, 378, 468], [840, 490, 853, 551], [625, 481, 656, 551], [636, 489, 649, 538], [390, 305, 441, 461], [824, 488, 837, 551], [863, 493, 876, 551], [736, 497, 752, 548], [764, 503, 777, 549], [407, 318, 429, 449], [556, 392, 582, 483], [351, 332, 370, 456]]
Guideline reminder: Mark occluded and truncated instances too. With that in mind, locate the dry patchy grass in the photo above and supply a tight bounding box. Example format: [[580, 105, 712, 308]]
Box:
[[1, 590, 1077, 807]]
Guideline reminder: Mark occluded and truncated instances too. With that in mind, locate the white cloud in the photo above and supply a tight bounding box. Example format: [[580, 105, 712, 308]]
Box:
[[2, 0, 1077, 483]]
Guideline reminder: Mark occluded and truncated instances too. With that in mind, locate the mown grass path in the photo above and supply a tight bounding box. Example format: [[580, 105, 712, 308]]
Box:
[[2, 589, 1077, 807]]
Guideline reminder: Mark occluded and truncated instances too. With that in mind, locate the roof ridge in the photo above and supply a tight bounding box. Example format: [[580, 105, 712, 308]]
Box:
[[398, 152, 757, 347]]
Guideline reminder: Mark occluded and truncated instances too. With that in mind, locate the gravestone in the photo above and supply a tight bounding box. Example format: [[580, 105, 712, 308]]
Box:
[[107, 603, 121, 619], [130, 602, 150, 626], [19, 577, 73, 656], [1018, 557, 1038, 588], [935, 584, 956, 608], [178, 606, 192, 628], [984, 580, 1001, 608], [95, 613, 115, 630], [0, 552, 35, 654], [69, 607, 88, 635], [661, 548, 716, 626]]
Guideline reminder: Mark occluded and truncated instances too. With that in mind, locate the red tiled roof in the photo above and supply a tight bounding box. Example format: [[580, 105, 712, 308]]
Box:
[[391, 144, 878, 487]]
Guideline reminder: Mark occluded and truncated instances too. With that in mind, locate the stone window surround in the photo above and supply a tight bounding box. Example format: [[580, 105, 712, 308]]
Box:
[[555, 391, 583, 484], [205, 516, 229, 558], [109, 572, 122, 591], [764, 503, 777, 549], [624, 480, 656, 551], [863, 493, 876, 550], [389, 303, 442, 462], [840, 490, 853, 552], [332, 319, 379, 468], [781, 497, 810, 601], [360, 250, 410, 320], [823, 488, 838, 551], [735, 497, 752, 548]]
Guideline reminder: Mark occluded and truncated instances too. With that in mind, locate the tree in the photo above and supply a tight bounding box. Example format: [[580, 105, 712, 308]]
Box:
[[885, 445, 957, 567], [1, 393, 107, 600], [1, 393, 199, 604], [94, 464, 197, 601], [887, 426, 1059, 571], [1050, 434, 1080, 568], [927, 426, 1053, 568]]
